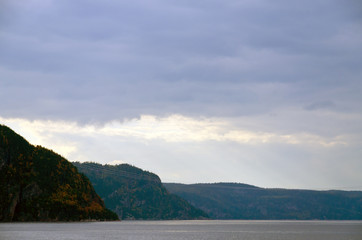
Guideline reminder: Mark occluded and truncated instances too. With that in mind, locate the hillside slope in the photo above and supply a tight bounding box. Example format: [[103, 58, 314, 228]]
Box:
[[164, 183, 362, 220], [73, 162, 209, 220], [0, 125, 118, 221]]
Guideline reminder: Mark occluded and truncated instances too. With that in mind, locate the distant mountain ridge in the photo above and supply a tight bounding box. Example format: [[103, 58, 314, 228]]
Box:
[[164, 182, 362, 220], [0, 125, 118, 221], [73, 162, 209, 220]]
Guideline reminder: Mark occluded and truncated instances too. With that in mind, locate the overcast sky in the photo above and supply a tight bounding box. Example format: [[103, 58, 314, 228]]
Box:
[[1, 0, 362, 190]]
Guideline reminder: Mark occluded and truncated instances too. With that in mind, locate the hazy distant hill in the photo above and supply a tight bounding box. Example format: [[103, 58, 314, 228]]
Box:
[[0, 125, 118, 221], [164, 182, 362, 220], [73, 162, 209, 220]]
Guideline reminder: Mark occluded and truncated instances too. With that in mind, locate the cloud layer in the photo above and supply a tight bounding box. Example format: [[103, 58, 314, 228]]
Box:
[[1, 0, 361, 121]]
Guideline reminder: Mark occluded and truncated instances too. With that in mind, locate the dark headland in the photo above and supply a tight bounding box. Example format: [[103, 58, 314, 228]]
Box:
[[0, 124, 117, 221]]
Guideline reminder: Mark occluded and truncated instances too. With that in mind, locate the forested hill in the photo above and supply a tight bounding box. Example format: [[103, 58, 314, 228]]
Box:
[[164, 183, 362, 220], [73, 162, 209, 220], [0, 125, 118, 221]]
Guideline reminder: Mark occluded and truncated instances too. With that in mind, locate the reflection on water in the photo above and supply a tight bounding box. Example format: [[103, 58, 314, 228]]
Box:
[[1, 220, 362, 240]]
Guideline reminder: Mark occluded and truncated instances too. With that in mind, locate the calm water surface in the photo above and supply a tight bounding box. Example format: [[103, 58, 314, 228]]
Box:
[[1, 220, 361, 240]]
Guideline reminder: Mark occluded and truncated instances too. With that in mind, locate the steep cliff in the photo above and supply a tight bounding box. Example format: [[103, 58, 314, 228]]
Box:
[[0, 125, 118, 221], [74, 162, 209, 220]]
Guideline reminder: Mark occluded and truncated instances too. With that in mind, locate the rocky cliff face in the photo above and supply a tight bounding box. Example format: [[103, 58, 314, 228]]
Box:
[[0, 125, 118, 221], [74, 162, 209, 220]]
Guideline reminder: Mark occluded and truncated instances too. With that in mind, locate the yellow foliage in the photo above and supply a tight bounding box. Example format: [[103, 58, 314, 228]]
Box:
[[51, 184, 78, 206], [84, 201, 103, 213], [82, 192, 89, 202]]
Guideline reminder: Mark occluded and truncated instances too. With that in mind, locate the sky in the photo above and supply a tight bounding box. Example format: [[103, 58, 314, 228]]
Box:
[[1, 0, 362, 190]]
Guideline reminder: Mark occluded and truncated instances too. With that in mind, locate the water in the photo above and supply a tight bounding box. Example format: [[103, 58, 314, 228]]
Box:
[[1, 220, 361, 240]]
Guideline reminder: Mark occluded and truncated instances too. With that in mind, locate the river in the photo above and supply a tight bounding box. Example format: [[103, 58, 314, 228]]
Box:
[[1, 220, 361, 240]]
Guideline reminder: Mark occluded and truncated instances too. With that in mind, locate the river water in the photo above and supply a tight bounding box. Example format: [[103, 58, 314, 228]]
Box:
[[1, 220, 361, 240]]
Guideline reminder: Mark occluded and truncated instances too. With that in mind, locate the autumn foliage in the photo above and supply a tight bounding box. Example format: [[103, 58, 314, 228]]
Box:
[[0, 124, 118, 221]]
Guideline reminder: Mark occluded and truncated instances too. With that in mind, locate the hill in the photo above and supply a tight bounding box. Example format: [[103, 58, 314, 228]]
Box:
[[0, 125, 118, 221], [164, 182, 362, 220], [73, 162, 209, 220]]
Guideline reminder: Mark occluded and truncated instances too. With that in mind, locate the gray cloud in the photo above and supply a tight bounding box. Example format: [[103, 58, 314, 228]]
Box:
[[305, 101, 336, 111], [0, 0, 361, 127]]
